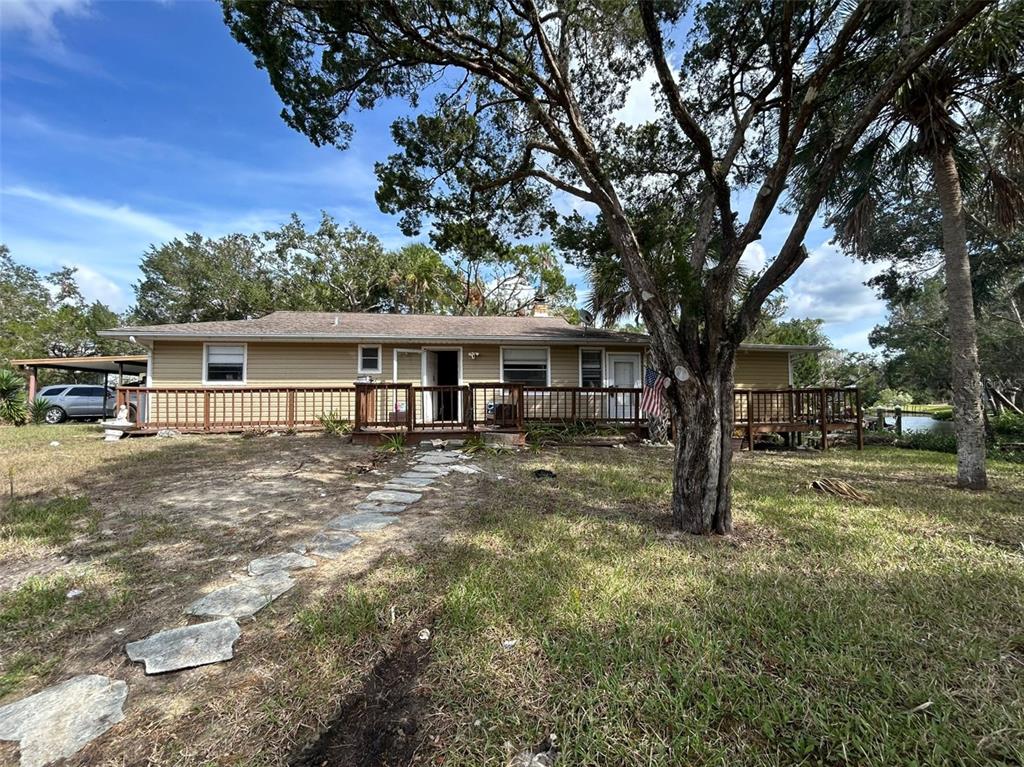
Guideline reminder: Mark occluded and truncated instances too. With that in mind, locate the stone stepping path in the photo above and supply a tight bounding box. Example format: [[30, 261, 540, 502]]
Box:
[[248, 552, 316, 576], [126, 618, 241, 674], [186, 571, 295, 619], [308, 529, 361, 559], [0, 445, 483, 765], [0, 675, 127, 767], [326, 511, 398, 532]]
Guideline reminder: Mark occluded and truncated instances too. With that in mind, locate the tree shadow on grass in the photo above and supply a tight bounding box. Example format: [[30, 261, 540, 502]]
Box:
[[422, 467, 1024, 766]]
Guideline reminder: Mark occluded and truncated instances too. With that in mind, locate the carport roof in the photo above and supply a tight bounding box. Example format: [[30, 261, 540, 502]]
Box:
[[11, 355, 149, 375]]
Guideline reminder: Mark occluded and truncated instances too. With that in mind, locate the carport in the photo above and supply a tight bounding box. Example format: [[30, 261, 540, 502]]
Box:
[[11, 355, 149, 401]]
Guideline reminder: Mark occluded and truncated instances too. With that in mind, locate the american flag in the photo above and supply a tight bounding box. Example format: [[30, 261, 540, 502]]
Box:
[[640, 366, 670, 416]]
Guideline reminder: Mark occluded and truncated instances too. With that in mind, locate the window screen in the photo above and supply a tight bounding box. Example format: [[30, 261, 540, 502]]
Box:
[[502, 348, 548, 386], [206, 345, 245, 382], [359, 345, 381, 373], [580, 350, 603, 388]]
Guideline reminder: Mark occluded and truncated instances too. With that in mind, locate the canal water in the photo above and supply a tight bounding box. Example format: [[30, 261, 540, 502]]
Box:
[[900, 415, 956, 435]]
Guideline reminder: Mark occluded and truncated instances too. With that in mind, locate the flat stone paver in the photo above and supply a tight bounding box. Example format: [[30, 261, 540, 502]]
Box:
[[451, 464, 483, 474], [186, 572, 294, 619], [126, 618, 241, 674], [326, 511, 398, 532], [393, 474, 436, 486], [416, 454, 462, 465], [356, 501, 408, 514], [405, 466, 449, 477], [247, 552, 316, 576], [0, 674, 127, 767], [308, 530, 361, 559], [366, 489, 422, 504]]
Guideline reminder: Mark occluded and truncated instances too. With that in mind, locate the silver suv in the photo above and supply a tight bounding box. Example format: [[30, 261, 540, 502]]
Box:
[[35, 385, 130, 424]]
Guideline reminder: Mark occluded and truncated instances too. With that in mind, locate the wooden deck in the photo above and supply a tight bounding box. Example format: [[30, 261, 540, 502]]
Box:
[[115, 384, 863, 449]]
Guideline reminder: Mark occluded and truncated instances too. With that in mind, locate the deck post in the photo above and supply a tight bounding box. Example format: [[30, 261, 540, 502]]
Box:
[[203, 391, 211, 431], [820, 387, 829, 451], [515, 384, 524, 429], [894, 406, 902, 437], [406, 384, 414, 431], [855, 387, 864, 450], [286, 389, 296, 429], [745, 389, 754, 450], [409, 385, 417, 431], [354, 384, 365, 432], [462, 386, 472, 430]]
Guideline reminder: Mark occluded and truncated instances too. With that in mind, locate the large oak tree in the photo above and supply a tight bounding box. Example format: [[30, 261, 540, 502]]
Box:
[[223, 0, 989, 533]]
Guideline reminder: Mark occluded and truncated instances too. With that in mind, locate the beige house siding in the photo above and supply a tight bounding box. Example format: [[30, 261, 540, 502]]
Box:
[[150, 340, 790, 389], [735, 350, 791, 388]]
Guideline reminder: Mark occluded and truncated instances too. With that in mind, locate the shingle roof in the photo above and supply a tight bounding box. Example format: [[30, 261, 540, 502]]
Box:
[[100, 311, 649, 345]]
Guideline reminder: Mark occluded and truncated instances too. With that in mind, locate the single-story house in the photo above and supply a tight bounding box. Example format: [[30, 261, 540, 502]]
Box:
[[99, 310, 850, 440]]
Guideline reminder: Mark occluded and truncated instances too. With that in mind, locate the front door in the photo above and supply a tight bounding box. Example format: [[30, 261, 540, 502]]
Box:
[[606, 354, 639, 420], [422, 349, 461, 422]]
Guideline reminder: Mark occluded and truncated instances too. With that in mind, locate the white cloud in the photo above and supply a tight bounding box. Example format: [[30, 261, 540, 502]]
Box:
[[64, 261, 129, 310], [740, 242, 767, 273], [0, 0, 104, 75], [782, 240, 887, 324], [616, 66, 660, 126], [0, 0, 90, 45], [3, 185, 183, 241]]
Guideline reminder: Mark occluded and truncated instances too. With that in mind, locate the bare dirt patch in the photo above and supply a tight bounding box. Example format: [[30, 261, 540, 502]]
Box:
[[292, 613, 437, 767], [1, 427, 488, 764]]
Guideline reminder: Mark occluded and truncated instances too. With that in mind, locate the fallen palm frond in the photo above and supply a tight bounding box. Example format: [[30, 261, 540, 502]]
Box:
[[810, 477, 870, 502]]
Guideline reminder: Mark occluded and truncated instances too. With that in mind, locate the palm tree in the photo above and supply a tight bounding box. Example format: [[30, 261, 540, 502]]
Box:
[[830, 2, 1023, 490]]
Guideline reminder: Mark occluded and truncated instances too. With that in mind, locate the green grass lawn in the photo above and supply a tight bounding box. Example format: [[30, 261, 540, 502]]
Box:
[[3, 425, 1021, 765], [295, 446, 1023, 766]]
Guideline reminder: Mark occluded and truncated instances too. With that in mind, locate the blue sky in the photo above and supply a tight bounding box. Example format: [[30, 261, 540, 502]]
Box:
[[1, 0, 886, 352]]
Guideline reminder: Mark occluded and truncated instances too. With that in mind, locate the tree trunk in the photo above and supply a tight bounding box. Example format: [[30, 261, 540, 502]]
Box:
[[931, 144, 988, 490], [669, 361, 736, 534]]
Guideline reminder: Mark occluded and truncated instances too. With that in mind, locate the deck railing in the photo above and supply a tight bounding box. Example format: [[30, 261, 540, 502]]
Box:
[[116, 384, 862, 448]]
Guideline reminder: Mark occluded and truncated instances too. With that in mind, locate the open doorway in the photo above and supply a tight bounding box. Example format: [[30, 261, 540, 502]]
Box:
[[423, 349, 461, 422]]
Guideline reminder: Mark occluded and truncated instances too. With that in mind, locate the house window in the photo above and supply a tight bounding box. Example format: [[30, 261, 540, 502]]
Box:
[[205, 344, 245, 382], [580, 349, 604, 388], [358, 344, 382, 374], [502, 347, 548, 386]]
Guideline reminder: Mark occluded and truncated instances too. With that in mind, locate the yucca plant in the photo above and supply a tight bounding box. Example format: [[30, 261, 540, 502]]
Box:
[[376, 434, 406, 453], [29, 397, 53, 425], [0, 368, 28, 427], [318, 411, 353, 436]]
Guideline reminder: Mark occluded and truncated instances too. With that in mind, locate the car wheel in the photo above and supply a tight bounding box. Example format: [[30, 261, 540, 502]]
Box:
[[44, 406, 67, 424]]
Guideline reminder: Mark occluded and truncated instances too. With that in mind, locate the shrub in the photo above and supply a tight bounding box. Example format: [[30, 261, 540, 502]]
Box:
[[991, 412, 1024, 441], [873, 388, 914, 408], [896, 430, 957, 454], [377, 434, 406, 453], [318, 411, 353, 436], [0, 368, 28, 426], [29, 397, 52, 425]]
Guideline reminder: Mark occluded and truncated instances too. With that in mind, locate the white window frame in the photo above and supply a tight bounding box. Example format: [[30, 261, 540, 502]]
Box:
[[392, 348, 423, 383], [578, 346, 605, 388], [499, 346, 551, 387], [202, 342, 247, 385], [358, 344, 383, 375]]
